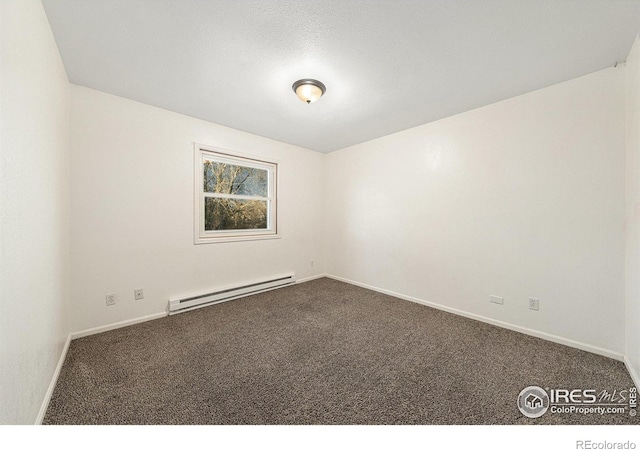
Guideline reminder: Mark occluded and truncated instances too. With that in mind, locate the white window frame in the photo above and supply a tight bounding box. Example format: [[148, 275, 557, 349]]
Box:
[[194, 143, 279, 244]]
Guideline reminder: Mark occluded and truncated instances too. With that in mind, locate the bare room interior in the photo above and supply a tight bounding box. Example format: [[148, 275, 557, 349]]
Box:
[[3, 0, 640, 427]]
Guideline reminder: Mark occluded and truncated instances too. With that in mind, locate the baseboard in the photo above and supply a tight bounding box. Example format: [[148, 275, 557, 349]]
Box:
[[36, 333, 72, 425], [71, 311, 168, 340], [296, 273, 328, 284], [624, 356, 640, 390], [71, 277, 325, 338], [325, 274, 624, 362]]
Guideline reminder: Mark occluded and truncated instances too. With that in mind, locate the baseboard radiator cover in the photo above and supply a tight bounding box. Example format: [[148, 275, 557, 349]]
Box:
[[168, 273, 296, 315]]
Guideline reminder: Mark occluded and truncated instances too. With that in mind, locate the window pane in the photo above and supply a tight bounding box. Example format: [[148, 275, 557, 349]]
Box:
[[205, 198, 268, 231], [203, 160, 268, 197]]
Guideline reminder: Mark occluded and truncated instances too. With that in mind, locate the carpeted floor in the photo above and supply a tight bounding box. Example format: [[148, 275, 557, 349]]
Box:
[[44, 278, 637, 425]]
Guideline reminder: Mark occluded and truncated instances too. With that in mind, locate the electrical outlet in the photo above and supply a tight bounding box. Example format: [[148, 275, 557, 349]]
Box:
[[310, 260, 314, 268], [106, 294, 116, 306], [489, 295, 504, 305], [529, 297, 540, 311], [134, 289, 144, 300]]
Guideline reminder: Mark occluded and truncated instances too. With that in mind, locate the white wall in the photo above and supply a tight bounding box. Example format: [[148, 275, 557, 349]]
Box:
[[69, 86, 325, 332], [626, 36, 640, 383], [0, 0, 70, 424], [325, 67, 626, 354]]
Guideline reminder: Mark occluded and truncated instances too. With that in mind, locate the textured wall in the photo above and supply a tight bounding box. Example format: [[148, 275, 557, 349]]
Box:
[[326, 67, 626, 354], [0, 0, 70, 424], [625, 35, 640, 383], [69, 86, 325, 332]]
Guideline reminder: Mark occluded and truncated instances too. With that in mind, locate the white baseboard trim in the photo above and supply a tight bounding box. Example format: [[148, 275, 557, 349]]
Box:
[[296, 273, 328, 284], [624, 356, 640, 390], [71, 276, 325, 339], [36, 333, 72, 425], [326, 274, 624, 362], [71, 311, 168, 340], [71, 276, 324, 339]]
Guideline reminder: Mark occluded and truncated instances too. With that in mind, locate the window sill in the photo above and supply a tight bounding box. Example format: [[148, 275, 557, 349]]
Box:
[[194, 233, 280, 244]]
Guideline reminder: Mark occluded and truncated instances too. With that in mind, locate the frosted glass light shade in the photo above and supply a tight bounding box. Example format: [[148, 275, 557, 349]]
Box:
[[292, 79, 326, 104]]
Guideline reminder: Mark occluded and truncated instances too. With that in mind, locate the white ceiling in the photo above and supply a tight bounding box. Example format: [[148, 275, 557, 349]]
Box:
[[42, 0, 640, 153]]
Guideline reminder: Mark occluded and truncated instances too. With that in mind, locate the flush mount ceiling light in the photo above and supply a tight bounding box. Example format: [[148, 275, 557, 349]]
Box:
[[292, 79, 326, 104]]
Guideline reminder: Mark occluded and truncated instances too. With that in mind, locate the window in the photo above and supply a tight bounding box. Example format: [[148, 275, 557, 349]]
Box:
[[194, 144, 278, 243]]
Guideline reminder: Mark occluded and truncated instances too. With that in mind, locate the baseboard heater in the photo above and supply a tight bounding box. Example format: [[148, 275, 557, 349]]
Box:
[[168, 273, 296, 315]]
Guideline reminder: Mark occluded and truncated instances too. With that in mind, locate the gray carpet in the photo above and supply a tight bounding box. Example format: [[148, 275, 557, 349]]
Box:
[[44, 278, 637, 425]]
